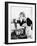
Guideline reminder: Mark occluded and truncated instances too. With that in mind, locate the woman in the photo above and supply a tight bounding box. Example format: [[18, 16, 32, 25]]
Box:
[[16, 12, 27, 39], [16, 12, 33, 39]]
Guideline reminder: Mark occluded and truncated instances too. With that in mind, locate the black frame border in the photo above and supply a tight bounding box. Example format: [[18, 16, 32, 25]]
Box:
[[5, 2, 36, 44]]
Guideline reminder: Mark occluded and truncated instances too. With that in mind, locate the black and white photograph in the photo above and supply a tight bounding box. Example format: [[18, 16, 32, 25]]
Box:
[[5, 2, 36, 44]]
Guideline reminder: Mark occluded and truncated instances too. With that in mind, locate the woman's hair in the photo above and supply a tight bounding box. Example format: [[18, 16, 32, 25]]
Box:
[[20, 12, 25, 17], [27, 18, 32, 26]]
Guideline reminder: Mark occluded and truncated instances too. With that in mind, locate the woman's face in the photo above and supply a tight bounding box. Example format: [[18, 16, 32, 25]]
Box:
[[15, 30, 21, 35], [15, 29, 23, 35], [19, 14, 26, 21]]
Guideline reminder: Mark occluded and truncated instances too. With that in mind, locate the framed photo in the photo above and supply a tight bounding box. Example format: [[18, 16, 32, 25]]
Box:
[[5, 2, 36, 44]]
